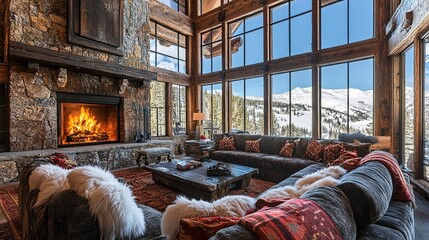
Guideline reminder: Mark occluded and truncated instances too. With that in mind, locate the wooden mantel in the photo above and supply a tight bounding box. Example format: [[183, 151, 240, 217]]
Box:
[[8, 41, 157, 82]]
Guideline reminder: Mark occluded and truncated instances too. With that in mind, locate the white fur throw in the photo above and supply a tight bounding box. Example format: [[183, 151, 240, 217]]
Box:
[[161, 195, 255, 240], [259, 166, 347, 200], [29, 165, 145, 240], [29, 164, 70, 207]]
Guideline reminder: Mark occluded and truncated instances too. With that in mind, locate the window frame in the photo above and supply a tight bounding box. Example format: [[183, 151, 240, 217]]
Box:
[[201, 83, 223, 139], [172, 84, 187, 135]]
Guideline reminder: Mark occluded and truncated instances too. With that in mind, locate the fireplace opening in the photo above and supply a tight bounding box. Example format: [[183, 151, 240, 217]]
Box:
[[57, 93, 120, 147]]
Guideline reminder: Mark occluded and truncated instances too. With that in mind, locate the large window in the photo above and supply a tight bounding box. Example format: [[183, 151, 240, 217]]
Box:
[[270, 0, 312, 60], [150, 22, 186, 73], [157, 0, 186, 14], [230, 77, 264, 134], [201, 27, 223, 74], [271, 69, 312, 137], [228, 13, 264, 68], [202, 84, 223, 139], [403, 46, 414, 170], [320, 58, 374, 139], [172, 84, 186, 135], [150, 81, 166, 137], [321, 0, 374, 49]]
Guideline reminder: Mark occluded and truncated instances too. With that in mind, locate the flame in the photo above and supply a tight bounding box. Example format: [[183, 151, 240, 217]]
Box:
[[67, 106, 102, 137]]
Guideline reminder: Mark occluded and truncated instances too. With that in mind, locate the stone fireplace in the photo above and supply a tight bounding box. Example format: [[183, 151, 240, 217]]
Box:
[[57, 93, 120, 147]]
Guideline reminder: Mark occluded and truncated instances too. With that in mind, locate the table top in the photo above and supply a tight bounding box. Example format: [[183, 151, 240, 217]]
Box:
[[144, 159, 258, 191]]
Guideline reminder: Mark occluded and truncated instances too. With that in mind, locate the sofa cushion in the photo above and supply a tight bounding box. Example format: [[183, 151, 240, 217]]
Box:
[[304, 140, 325, 161], [374, 201, 414, 240], [210, 151, 266, 168], [245, 139, 261, 153], [301, 186, 357, 240], [178, 217, 239, 240], [259, 136, 295, 155], [337, 162, 393, 226], [219, 137, 236, 151], [232, 134, 262, 151], [279, 143, 294, 157], [339, 132, 377, 144], [259, 155, 319, 178], [209, 225, 257, 240], [357, 224, 405, 240], [343, 142, 371, 157], [293, 138, 311, 158]]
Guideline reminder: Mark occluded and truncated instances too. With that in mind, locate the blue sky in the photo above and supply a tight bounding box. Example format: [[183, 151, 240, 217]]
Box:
[[228, 0, 374, 98]]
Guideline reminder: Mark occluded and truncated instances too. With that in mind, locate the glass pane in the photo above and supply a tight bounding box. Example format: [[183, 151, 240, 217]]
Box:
[[179, 60, 186, 74], [150, 81, 166, 137], [157, 54, 178, 72], [229, 20, 244, 37], [231, 80, 245, 132], [212, 83, 223, 136], [157, 0, 178, 11], [172, 85, 186, 135], [349, 58, 374, 135], [321, 0, 347, 49], [425, 39, 429, 180], [291, 69, 312, 137], [271, 73, 290, 136], [157, 40, 178, 58], [179, 34, 186, 48], [150, 36, 155, 51], [202, 31, 211, 46], [202, 45, 212, 74], [245, 29, 263, 65], [404, 47, 414, 170], [271, 2, 289, 23], [150, 52, 155, 66], [212, 53, 222, 72], [245, 77, 264, 134], [230, 37, 244, 68], [245, 13, 263, 32], [321, 63, 348, 139], [291, 0, 311, 16], [271, 21, 289, 60], [179, 46, 186, 60], [349, 0, 374, 43], [291, 13, 311, 56], [157, 24, 178, 44], [212, 28, 222, 42], [201, 0, 220, 14]]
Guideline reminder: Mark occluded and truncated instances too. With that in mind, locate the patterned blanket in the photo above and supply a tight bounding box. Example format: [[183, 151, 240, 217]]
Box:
[[360, 151, 413, 203], [239, 198, 342, 240]]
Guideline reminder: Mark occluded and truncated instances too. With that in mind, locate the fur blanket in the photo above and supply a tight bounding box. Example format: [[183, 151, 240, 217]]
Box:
[[29, 164, 146, 240], [161, 195, 256, 240], [258, 166, 347, 200]]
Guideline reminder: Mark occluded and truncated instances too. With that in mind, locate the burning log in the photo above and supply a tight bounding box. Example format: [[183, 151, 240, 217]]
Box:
[[66, 132, 109, 143]]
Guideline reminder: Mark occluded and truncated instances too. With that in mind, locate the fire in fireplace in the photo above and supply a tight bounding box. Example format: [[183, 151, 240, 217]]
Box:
[[57, 93, 120, 146]]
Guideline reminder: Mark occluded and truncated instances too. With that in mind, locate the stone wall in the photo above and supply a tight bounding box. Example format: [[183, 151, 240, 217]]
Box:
[[8, 0, 150, 69], [6, 0, 152, 151]]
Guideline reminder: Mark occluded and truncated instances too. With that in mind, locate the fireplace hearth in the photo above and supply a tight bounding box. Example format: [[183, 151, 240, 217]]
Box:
[[57, 93, 120, 147]]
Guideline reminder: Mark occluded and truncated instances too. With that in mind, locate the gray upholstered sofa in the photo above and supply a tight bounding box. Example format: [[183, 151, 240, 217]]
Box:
[[210, 134, 370, 183], [19, 159, 165, 240], [210, 156, 415, 240]]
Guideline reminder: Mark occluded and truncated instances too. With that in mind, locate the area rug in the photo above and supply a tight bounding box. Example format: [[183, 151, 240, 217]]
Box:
[[0, 167, 274, 240]]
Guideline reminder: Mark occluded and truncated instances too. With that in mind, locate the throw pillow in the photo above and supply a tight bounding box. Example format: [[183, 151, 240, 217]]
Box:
[[178, 217, 239, 240], [343, 141, 371, 157], [279, 143, 294, 157], [304, 140, 325, 161], [219, 137, 236, 151], [245, 139, 261, 153], [293, 138, 311, 158], [323, 144, 345, 164]]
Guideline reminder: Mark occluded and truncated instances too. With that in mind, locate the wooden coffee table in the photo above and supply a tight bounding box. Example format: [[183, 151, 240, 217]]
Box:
[[144, 159, 258, 201]]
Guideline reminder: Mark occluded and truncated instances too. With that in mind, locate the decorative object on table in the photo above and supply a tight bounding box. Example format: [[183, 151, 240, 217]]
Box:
[[207, 163, 231, 176], [193, 112, 209, 140], [176, 160, 203, 170]]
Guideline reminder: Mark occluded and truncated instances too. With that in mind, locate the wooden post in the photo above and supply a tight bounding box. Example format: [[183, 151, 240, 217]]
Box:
[[414, 37, 424, 179]]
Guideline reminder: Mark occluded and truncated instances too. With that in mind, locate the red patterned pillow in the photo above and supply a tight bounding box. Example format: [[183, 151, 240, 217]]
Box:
[[178, 216, 239, 240], [328, 150, 361, 171], [338, 150, 358, 161], [323, 144, 345, 164], [304, 140, 325, 161], [245, 139, 261, 153], [219, 137, 236, 151], [279, 143, 294, 157]]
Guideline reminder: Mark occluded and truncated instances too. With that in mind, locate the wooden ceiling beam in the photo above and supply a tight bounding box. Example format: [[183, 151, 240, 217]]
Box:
[[150, 0, 194, 36]]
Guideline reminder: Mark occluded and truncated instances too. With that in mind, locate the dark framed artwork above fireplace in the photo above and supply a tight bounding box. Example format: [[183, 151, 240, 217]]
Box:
[[68, 0, 124, 55], [57, 92, 121, 147]]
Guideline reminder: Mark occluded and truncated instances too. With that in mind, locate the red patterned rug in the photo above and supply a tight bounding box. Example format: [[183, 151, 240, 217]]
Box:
[[0, 167, 274, 239]]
